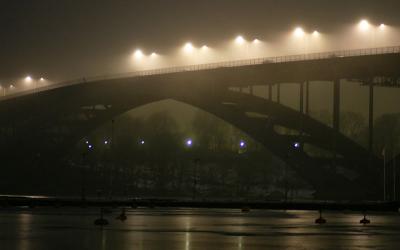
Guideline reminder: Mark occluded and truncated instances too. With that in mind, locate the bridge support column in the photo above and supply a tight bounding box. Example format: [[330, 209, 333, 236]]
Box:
[[268, 84, 273, 101], [300, 82, 304, 113], [305, 81, 310, 115], [368, 83, 374, 154], [333, 79, 341, 131], [277, 84, 281, 104], [249, 86, 254, 95]]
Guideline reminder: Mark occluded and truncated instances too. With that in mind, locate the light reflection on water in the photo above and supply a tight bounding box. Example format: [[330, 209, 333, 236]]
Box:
[[0, 208, 399, 250]]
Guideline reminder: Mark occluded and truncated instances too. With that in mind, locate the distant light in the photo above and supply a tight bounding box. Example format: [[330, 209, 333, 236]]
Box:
[[253, 39, 260, 44], [150, 52, 158, 58], [186, 139, 193, 147], [140, 140, 145, 145], [201, 45, 209, 51], [294, 27, 305, 37], [39, 77, 45, 81], [235, 35, 245, 45], [104, 140, 109, 145], [134, 49, 144, 59], [293, 142, 301, 149], [183, 42, 194, 53], [88, 144, 93, 149], [85, 140, 89, 144], [24, 76, 32, 83], [239, 140, 246, 148], [359, 20, 370, 31], [312, 30, 320, 37], [379, 23, 386, 30], [9, 84, 15, 89]]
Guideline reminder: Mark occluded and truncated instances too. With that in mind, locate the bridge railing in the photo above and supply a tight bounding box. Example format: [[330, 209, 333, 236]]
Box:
[[2, 46, 400, 100], [87, 45, 400, 80]]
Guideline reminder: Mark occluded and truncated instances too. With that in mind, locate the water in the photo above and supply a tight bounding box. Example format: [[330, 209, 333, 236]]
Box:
[[1, 207, 400, 249]]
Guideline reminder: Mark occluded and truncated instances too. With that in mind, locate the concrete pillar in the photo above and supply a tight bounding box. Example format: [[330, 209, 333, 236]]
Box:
[[333, 79, 341, 131]]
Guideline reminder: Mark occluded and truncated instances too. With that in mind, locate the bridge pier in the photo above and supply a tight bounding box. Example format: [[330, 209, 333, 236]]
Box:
[[268, 84, 273, 101], [305, 81, 310, 115], [300, 82, 304, 113], [368, 83, 374, 154], [277, 84, 281, 104], [333, 79, 341, 131]]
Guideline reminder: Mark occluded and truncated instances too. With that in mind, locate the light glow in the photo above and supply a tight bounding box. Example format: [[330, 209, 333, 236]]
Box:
[[379, 23, 386, 30], [24, 76, 32, 83], [186, 139, 193, 147], [134, 49, 144, 59], [183, 43, 194, 53], [201, 45, 209, 51], [312, 30, 320, 37], [235, 36, 245, 45], [359, 20, 370, 31], [294, 27, 305, 37], [253, 39, 260, 44]]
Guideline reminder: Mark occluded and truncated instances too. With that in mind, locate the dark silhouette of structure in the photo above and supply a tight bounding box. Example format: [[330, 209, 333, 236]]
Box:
[[1, 47, 400, 199]]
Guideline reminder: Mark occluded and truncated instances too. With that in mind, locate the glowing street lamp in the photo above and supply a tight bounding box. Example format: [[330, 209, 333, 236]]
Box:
[[312, 30, 320, 37], [150, 52, 158, 58], [359, 20, 370, 31], [379, 23, 386, 30], [235, 35, 245, 45], [139, 139, 145, 145], [294, 27, 305, 37], [201, 45, 209, 51], [239, 140, 246, 148], [24, 76, 33, 83], [183, 42, 194, 53], [134, 49, 144, 60], [252, 39, 260, 44], [185, 139, 193, 147]]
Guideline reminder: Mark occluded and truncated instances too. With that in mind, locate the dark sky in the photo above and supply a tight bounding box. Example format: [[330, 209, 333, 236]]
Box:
[[1, 0, 400, 81]]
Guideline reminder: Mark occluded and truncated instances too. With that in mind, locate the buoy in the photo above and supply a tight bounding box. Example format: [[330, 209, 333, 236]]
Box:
[[94, 208, 109, 226], [241, 206, 251, 213], [315, 210, 327, 224], [116, 208, 127, 221], [360, 214, 371, 225]]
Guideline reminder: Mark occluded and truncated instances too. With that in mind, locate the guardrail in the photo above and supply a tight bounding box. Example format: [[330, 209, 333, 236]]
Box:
[[2, 46, 400, 100]]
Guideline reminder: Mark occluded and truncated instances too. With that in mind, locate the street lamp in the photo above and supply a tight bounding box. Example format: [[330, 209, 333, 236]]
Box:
[[359, 20, 370, 32], [183, 43, 194, 54], [134, 49, 144, 60], [185, 138, 193, 147], [235, 35, 245, 45]]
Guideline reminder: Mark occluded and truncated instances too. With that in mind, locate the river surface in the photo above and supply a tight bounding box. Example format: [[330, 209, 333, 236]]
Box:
[[1, 207, 400, 250]]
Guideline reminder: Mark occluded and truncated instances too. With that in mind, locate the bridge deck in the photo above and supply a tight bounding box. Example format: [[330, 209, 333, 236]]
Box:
[[1, 45, 400, 101]]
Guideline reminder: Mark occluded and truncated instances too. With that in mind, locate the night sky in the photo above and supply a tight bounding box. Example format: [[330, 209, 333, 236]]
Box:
[[1, 0, 400, 81]]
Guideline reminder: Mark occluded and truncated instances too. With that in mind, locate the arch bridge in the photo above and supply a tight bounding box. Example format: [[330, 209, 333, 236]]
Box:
[[1, 46, 400, 199]]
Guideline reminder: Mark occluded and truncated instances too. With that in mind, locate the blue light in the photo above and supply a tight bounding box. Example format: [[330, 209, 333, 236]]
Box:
[[239, 140, 246, 148], [293, 142, 301, 149], [88, 144, 93, 149], [140, 140, 145, 145], [186, 139, 193, 147]]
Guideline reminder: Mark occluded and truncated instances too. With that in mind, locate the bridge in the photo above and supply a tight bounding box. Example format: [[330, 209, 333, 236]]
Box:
[[1, 46, 400, 200]]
